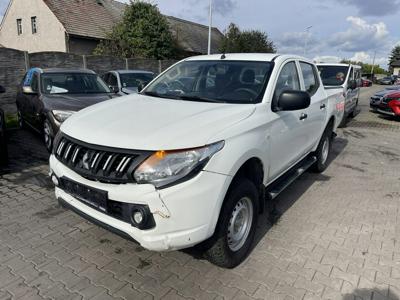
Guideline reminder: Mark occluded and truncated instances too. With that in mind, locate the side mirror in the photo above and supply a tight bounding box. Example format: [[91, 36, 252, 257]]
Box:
[[349, 80, 357, 90], [277, 90, 311, 111], [109, 86, 119, 93], [22, 86, 37, 94], [0, 85, 5, 93]]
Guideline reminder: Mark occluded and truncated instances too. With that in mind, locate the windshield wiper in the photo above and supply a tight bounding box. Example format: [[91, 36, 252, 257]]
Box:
[[177, 95, 226, 103]]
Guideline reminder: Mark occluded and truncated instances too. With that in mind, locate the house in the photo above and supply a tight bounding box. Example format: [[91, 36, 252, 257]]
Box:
[[0, 0, 224, 56], [390, 60, 400, 76]]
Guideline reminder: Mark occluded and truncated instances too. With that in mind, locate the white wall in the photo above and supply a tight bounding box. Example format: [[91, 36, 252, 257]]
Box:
[[393, 67, 400, 76], [0, 0, 66, 52]]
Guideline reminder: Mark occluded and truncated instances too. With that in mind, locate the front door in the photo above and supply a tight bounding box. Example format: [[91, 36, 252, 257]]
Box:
[[299, 61, 327, 151], [268, 61, 309, 181]]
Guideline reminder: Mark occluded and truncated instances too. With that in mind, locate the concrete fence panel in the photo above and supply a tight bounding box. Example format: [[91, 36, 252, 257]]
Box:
[[86, 56, 126, 74], [0, 48, 26, 114], [29, 52, 83, 69]]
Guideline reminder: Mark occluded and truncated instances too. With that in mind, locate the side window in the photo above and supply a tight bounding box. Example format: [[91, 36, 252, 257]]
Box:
[[102, 73, 110, 85], [109, 74, 118, 87], [300, 62, 319, 96], [275, 61, 301, 98], [31, 73, 39, 92], [348, 67, 354, 82]]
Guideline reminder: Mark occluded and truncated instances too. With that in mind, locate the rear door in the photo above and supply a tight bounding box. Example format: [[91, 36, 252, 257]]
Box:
[[298, 61, 327, 150]]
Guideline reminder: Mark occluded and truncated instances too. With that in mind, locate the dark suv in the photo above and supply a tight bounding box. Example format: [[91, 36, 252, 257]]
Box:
[[16, 68, 117, 151]]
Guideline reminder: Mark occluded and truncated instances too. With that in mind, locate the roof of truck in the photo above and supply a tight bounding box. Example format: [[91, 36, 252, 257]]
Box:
[[317, 63, 362, 69], [185, 53, 306, 62]]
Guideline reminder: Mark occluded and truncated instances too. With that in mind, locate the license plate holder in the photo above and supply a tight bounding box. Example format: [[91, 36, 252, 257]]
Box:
[[60, 177, 108, 212]]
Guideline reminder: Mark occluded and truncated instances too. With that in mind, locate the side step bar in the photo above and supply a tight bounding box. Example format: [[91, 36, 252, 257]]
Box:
[[266, 156, 317, 200]]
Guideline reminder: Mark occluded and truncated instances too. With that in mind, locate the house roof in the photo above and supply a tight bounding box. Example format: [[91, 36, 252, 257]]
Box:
[[42, 0, 224, 54], [390, 60, 400, 68]]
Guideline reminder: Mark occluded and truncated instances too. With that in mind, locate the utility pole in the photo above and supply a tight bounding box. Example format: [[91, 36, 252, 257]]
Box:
[[371, 51, 376, 78], [208, 0, 213, 55], [304, 26, 313, 56]]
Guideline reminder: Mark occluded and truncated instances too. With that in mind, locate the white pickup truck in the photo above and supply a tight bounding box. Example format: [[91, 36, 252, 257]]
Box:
[[50, 54, 342, 268]]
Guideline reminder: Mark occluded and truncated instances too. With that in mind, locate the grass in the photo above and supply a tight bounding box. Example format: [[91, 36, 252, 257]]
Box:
[[5, 113, 18, 130]]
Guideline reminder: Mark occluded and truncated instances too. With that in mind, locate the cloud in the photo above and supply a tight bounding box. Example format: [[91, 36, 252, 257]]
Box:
[[213, 0, 237, 16], [336, 0, 400, 16], [328, 16, 389, 52], [350, 51, 388, 66], [276, 31, 323, 55], [313, 56, 342, 63]]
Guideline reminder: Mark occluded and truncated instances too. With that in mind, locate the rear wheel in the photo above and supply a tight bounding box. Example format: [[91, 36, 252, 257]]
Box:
[[43, 119, 54, 152], [204, 178, 259, 268], [311, 125, 333, 173]]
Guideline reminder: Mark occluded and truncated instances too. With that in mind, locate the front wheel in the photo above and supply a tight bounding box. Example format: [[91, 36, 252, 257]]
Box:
[[204, 178, 259, 268], [311, 126, 333, 173], [43, 119, 54, 152]]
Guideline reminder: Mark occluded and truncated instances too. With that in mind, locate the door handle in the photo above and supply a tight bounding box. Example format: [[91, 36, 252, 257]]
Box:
[[320, 104, 326, 109], [299, 113, 308, 120]]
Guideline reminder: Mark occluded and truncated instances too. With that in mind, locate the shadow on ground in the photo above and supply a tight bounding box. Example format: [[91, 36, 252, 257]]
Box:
[[343, 288, 398, 300]]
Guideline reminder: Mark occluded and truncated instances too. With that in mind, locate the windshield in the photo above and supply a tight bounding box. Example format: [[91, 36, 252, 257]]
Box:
[[142, 60, 273, 104], [120, 73, 154, 89], [41, 73, 111, 94], [317, 66, 349, 86]]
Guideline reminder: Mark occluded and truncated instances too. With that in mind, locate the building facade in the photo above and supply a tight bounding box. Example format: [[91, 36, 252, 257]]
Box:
[[0, 0, 224, 56]]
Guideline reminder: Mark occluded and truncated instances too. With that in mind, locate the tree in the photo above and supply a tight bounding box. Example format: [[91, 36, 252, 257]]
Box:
[[94, 1, 178, 59], [389, 46, 400, 66], [340, 59, 387, 74], [220, 23, 276, 54]]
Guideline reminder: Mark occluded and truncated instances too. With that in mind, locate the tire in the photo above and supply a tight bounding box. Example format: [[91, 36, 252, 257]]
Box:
[[204, 178, 259, 268], [43, 119, 54, 152], [17, 110, 24, 129], [311, 125, 333, 173]]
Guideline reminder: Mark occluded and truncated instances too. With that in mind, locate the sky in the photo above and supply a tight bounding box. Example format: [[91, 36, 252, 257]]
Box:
[[1, 0, 398, 68]]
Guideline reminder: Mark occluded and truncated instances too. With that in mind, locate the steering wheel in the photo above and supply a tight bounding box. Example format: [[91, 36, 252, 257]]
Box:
[[234, 88, 258, 98]]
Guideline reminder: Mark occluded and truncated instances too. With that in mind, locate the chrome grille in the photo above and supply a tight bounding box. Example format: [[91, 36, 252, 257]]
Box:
[[55, 135, 152, 184]]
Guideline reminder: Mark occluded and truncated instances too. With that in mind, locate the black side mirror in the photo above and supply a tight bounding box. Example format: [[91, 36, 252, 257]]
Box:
[[109, 86, 119, 93], [0, 85, 5, 93], [349, 80, 357, 90], [276, 90, 311, 111]]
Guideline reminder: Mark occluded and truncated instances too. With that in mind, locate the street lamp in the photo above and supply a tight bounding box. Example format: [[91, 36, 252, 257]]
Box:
[[208, 0, 213, 55], [304, 26, 313, 56]]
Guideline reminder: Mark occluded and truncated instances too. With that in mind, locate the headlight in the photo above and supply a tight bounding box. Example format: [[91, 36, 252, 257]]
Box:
[[134, 141, 224, 188], [52, 110, 75, 122]]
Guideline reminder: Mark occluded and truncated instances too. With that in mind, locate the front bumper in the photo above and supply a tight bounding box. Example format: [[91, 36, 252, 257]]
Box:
[[50, 155, 231, 251], [377, 109, 396, 116]]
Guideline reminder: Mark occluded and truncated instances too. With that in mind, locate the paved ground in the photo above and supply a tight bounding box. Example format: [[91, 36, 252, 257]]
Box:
[[1, 85, 400, 300]]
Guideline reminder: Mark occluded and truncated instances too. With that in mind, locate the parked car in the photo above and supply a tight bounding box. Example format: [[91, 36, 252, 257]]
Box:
[[378, 77, 393, 85], [361, 78, 372, 87], [50, 54, 342, 268], [370, 86, 400, 111], [317, 63, 361, 126], [16, 68, 117, 152], [0, 85, 7, 164], [102, 70, 155, 95], [377, 90, 400, 119]]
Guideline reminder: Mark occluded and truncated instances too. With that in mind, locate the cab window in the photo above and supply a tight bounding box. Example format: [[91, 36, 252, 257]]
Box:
[[274, 61, 301, 98], [31, 73, 39, 93], [300, 62, 319, 96]]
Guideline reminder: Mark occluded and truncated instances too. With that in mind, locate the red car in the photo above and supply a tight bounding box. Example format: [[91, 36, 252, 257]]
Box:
[[361, 78, 372, 87], [378, 90, 400, 118]]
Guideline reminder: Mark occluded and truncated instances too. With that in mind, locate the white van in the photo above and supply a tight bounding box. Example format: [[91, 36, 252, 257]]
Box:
[[317, 63, 361, 125]]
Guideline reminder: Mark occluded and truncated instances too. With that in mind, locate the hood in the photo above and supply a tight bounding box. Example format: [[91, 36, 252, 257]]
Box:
[[384, 91, 400, 98], [43, 93, 116, 111], [61, 94, 256, 150]]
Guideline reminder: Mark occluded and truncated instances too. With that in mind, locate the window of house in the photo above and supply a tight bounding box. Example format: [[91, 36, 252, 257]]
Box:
[[31, 17, 37, 34], [16, 19, 22, 35]]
